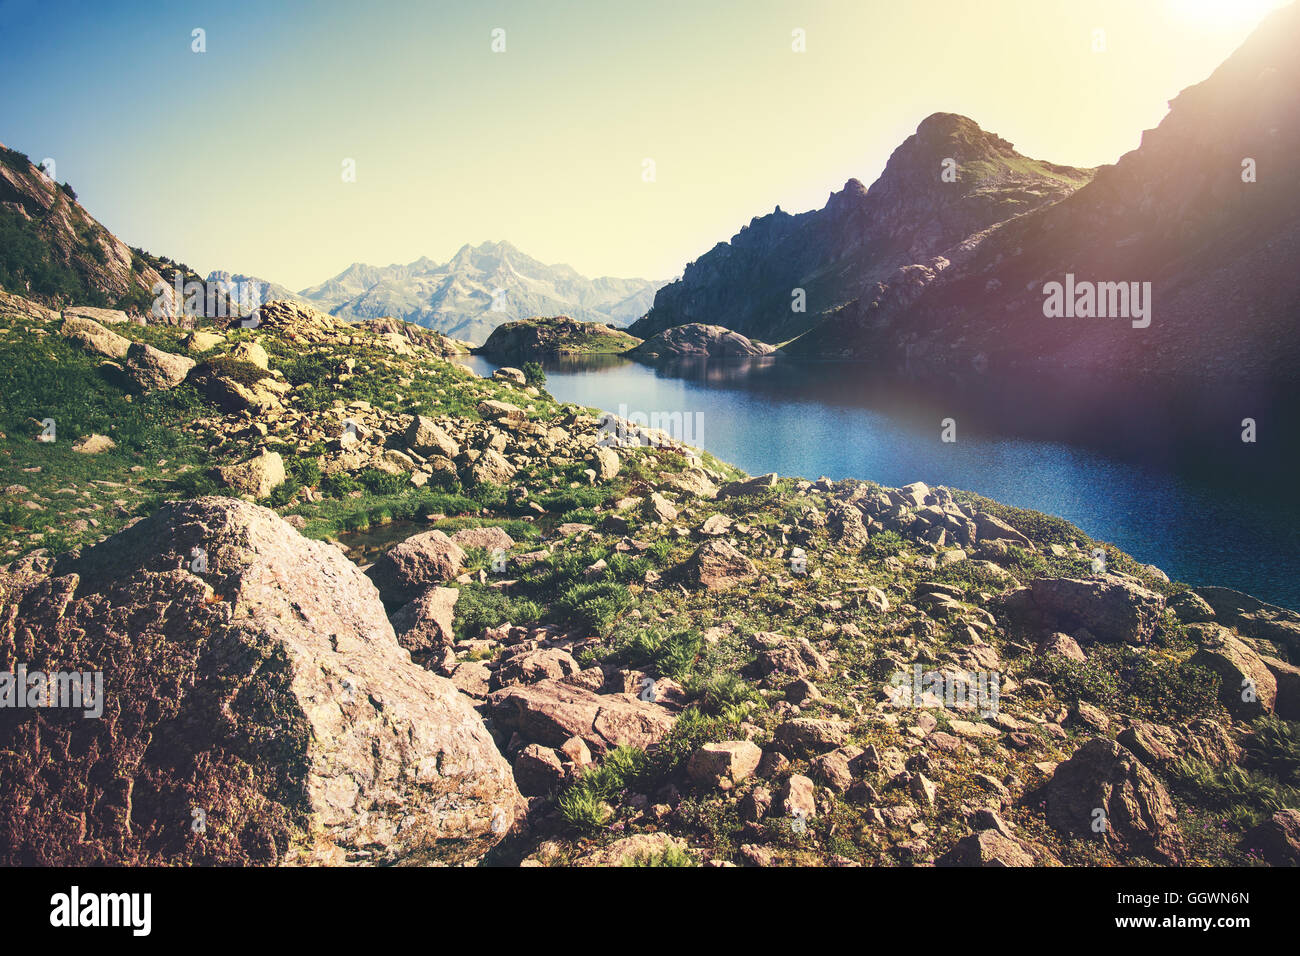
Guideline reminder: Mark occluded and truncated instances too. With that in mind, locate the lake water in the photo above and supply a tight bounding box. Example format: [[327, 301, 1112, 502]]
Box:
[[455, 354, 1300, 611]]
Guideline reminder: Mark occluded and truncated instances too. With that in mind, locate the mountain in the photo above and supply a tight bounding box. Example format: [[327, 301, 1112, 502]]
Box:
[[786, 1, 1300, 399], [0, 143, 167, 312], [300, 241, 664, 345], [628, 115, 1093, 345], [205, 270, 310, 314]]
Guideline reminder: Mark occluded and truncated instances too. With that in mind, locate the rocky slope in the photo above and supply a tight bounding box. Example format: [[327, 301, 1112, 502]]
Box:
[[477, 315, 642, 361], [787, 3, 1300, 397], [0, 144, 169, 313], [1, 292, 1296, 867], [301, 241, 663, 345], [628, 115, 1091, 345]]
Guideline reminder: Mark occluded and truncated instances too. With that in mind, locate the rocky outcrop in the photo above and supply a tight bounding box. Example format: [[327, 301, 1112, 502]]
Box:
[[1001, 574, 1165, 644], [124, 342, 196, 391], [1243, 810, 1300, 866], [477, 315, 642, 359], [0, 497, 522, 865], [60, 315, 131, 358], [1187, 623, 1277, 717], [626, 323, 775, 360], [1044, 739, 1184, 864], [487, 678, 677, 756]]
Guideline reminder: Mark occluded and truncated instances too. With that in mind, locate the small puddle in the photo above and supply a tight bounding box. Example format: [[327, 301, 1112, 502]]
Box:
[[334, 520, 427, 564]]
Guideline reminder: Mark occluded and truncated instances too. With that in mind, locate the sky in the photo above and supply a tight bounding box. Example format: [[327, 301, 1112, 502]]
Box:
[[0, 0, 1290, 290]]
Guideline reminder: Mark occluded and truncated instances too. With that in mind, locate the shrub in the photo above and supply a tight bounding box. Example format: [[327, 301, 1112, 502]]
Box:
[[521, 361, 546, 386], [554, 581, 632, 635]]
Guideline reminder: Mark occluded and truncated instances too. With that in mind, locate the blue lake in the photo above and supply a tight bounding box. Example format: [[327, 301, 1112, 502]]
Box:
[[456, 353, 1300, 611]]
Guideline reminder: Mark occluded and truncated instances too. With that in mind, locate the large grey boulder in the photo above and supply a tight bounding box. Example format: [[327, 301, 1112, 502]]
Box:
[[1002, 573, 1166, 644], [0, 497, 523, 866]]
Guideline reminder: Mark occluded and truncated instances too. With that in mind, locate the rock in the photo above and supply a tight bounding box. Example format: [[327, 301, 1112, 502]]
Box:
[[827, 503, 870, 549], [405, 416, 460, 458], [754, 633, 829, 679], [215, 449, 285, 499], [487, 678, 676, 754], [124, 342, 196, 391], [971, 512, 1031, 547], [776, 774, 817, 820], [462, 449, 516, 486], [184, 330, 224, 351], [718, 473, 777, 498], [1116, 722, 1178, 769], [71, 434, 116, 454], [513, 745, 566, 796], [572, 832, 690, 866], [493, 366, 527, 386], [910, 772, 938, 808], [60, 316, 131, 358], [586, 446, 620, 481], [627, 323, 775, 360], [642, 492, 678, 523], [449, 526, 515, 553], [447, 661, 492, 698], [0, 497, 522, 865], [476, 399, 526, 423], [366, 530, 467, 607], [683, 540, 756, 591], [63, 306, 127, 325], [189, 357, 290, 413], [495, 648, 581, 688], [1004, 574, 1166, 644], [1045, 738, 1184, 864], [1261, 655, 1300, 720], [741, 786, 772, 821], [1169, 590, 1216, 623], [687, 741, 762, 790], [389, 586, 459, 666], [700, 513, 733, 536], [1242, 809, 1300, 866], [1187, 623, 1277, 717], [774, 718, 850, 755], [937, 830, 1037, 867], [1037, 631, 1086, 662], [229, 340, 269, 369], [810, 748, 858, 793]]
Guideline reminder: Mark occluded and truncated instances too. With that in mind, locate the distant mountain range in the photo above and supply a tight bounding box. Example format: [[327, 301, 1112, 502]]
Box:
[[297, 241, 664, 345]]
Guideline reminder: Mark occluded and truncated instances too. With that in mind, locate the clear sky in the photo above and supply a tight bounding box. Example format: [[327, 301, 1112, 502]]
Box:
[[0, 0, 1289, 290]]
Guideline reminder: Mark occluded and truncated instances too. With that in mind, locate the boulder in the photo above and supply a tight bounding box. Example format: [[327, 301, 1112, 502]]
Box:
[[718, 473, 777, 498], [487, 678, 676, 755], [494, 649, 581, 688], [0, 497, 522, 865], [1261, 655, 1300, 720], [71, 433, 116, 454], [773, 718, 850, 755], [405, 416, 460, 459], [63, 305, 127, 325], [229, 340, 269, 369], [686, 741, 762, 790], [776, 774, 817, 820], [60, 316, 131, 358], [1037, 632, 1086, 662], [124, 342, 196, 391], [1187, 623, 1277, 717], [184, 330, 225, 351], [215, 449, 285, 499], [462, 449, 516, 486], [513, 745, 566, 796], [1044, 738, 1184, 864], [1004, 574, 1165, 644], [1242, 809, 1300, 866], [449, 526, 515, 553], [366, 530, 467, 607], [389, 586, 460, 666], [476, 400, 526, 423], [937, 830, 1037, 867], [492, 367, 527, 386], [682, 540, 756, 591], [586, 446, 620, 482]]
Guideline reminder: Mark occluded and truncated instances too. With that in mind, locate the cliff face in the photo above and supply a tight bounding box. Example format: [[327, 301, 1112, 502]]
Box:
[[0, 145, 167, 311], [787, 4, 1300, 393], [630, 114, 1092, 344]]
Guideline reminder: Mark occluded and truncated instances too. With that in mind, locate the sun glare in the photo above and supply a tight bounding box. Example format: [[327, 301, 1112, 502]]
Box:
[[1167, 0, 1290, 25]]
